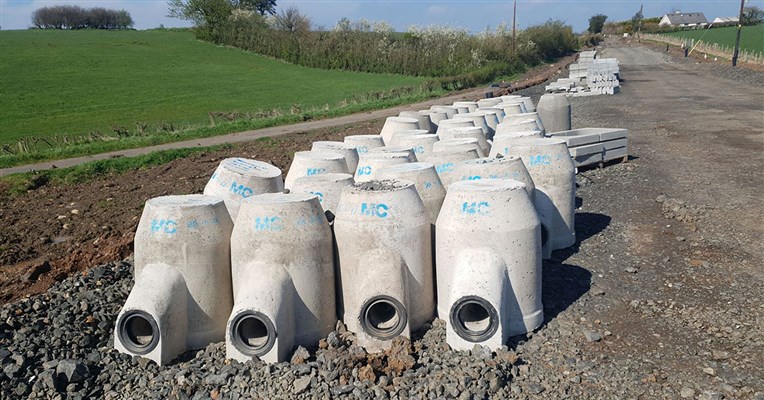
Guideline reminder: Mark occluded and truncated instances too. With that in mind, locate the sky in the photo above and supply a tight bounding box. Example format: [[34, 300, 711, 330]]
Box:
[[0, 0, 756, 32]]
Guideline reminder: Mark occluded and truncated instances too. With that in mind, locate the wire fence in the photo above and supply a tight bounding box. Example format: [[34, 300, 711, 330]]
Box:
[[642, 33, 764, 65]]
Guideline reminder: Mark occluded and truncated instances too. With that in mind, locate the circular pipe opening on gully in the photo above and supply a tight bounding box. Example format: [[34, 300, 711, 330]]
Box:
[[119, 311, 159, 355], [361, 296, 407, 340], [450, 296, 498, 342], [231, 312, 276, 356]]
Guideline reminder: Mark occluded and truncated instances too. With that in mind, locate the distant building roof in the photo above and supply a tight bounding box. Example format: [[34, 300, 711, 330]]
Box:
[[712, 16, 739, 24], [662, 12, 708, 26]]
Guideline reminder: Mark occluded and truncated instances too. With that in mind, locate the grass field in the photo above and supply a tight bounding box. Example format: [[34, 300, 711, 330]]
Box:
[[0, 29, 425, 147], [662, 24, 764, 53]]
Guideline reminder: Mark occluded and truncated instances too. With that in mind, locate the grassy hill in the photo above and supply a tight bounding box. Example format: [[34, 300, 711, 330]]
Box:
[[661, 25, 764, 53], [0, 29, 425, 149]]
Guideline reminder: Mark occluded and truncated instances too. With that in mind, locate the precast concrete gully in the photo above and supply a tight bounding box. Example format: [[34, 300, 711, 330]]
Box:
[[441, 126, 491, 156], [452, 101, 479, 113], [354, 152, 411, 182], [334, 180, 435, 352], [389, 129, 429, 146], [311, 141, 360, 173], [377, 162, 446, 226], [343, 134, 386, 154], [396, 134, 440, 162], [417, 109, 447, 130], [488, 130, 544, 158], [114, 195, 234, 366], [202, 158, 284, 222], [435, 118, 476, 139], [429, 105, 458, 119], [398, 111, 434, 134], [504, 112, 546, 135], [427, 148, 481, 186], [453, 112, 491, 138], [494, 101, 527, 116], [368, 145, 419, 162], [450, 157, 536, 201], [536, 93, 572, 134], [227, 192, 336, 363], [436, 179, 543, 351], [290, 173, 355, 217], [379, 116, 421, 144], [284, 150, 349, 190], [433, 138, 485, 158]]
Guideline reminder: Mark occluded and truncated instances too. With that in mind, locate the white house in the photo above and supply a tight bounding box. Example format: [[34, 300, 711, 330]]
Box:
[[659, 11, 709, 28], [712, 16, 739, 26]]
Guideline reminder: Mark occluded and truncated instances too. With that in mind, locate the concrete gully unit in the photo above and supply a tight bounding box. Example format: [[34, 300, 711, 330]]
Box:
[[334, 180, 434, 352], [506, 138, 576, 258], [495, 102, 527, 117], [430, 105, 458, 119], [398, 111, 434, 133], [114, 195, 234, 365], [488, 131, 544, 158], [418, 110, 448, 130], [227, 193, 336, 363], [290, 173, 355, 217], [311, 141, 360, 173], [389, 129, 429, 146], [453, 113, 491, 138], [203, 158, 284, 222], [377, 163, 446, 226], [441, 126, 491, 156], [450, 157, 536, 201], [436, 119, 476, 138], [433, 138, 485, 158], [452, 101, 479, 113], [427, 148, 481, 186], [368, 146, 419, 162], [284, 151, 349, 190], [380, 116, 420, 144], [354, 152, 411, 182], [507, 112, 546, 134], [436, 179, 543, 351], [536, 93, 572, 134], [396, 134, 440, 162], [343, 134, 386, 154]]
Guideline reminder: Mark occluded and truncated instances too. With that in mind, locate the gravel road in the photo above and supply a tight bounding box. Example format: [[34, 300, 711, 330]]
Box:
[[1, 42, 762, 399]]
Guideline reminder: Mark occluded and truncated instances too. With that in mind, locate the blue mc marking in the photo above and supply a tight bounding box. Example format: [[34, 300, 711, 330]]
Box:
[[461, 201, 490, 215], [361, 203, 389, 218]]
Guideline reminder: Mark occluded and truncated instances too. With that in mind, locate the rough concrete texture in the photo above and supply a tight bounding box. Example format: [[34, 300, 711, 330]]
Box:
[[202, 158, 284, 222], [334, 180, 434, 352], [506, 112, 546, 134], [453, 113, 491, 137], [427, 148, 481, 186], [418, 109, 447, 129], [115, 195, 234, 365], [452, 101, 479, 113], [496, 101, 527, 116], [433, 138, 485, 158], [380, 117, 420, 144], [311, 141, 360, 173], [429, 105, 458, 119], [496, 120, 542, 137], [435, 119, 476, 138], [506, 138, 576, 255], [451, 156, 536, 200], [477, 98, 502, 108], [354, 152, 411, 182], [343, 134, 386, 154], [398, 111, 433, 134], [284, 151, 349, 190], [436, 179, 543, 350], [396, 134, 440, 162], [389, 129, 429, 146], [368, 146, 418, 162], [536, 94, 572, 134], [378, 162, 446, 225], [228, 193, 335, 363], [489, 131, 544, 158], [441, 127, 491, 156], [477, 107, 505, 131], [291, 173, 355, 216]]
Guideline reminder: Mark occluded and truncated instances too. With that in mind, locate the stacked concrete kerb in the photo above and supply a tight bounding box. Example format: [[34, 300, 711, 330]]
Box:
[[506, 138, 576, 258], [115, 195, 234, 366], [344, 135, 385, 154], [451, 157, 535, 200], [334, 180, 434, 352], [355, 152, 411, 182], [545, 51, 621, 96], [311, 141, 360, 172], [227, 192, 335, 363], [547, 127, 629, 167], [436, 179, 543, 350], [203, 158, 284, 222], [380, 116, 420, 144], [284, 151, 349, 190], [378, 162, 446, 225], [396, 134, 440, 162], [536, 93, 572, 134], [290, 173, 355, 216]]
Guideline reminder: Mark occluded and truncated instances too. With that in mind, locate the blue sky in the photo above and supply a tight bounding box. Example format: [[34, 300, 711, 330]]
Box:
[[0, 0, 754, 32]]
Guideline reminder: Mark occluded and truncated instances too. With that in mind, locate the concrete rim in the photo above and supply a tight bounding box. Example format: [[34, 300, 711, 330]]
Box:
[[118, 310, 160, 355], [449, 179, 526, 192], [230, 311, 277, 357], [360, 296, 408, 340], [449, 296, 499, 343]]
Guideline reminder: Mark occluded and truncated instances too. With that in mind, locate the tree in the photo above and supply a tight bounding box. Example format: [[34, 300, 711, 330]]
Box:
[[31, 5, 133, 29], [237, 0, 277, 16], [742, 6, 764, 26], [588, 14, 607, 33], [167, 0, 233, 28], [631, 9, 643, 33], [273, 7, 311, 32]]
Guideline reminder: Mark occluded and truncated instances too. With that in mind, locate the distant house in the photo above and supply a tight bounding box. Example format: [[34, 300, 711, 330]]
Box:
[[712, 16, 739, 26], [659, 11, 709, 28]]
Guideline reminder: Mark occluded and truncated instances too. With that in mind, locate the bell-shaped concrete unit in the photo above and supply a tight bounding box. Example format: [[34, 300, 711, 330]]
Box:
[[478, 107, 505, 130], [399, 111, 433, 133], [477, 98, 502, 108], [430, 105, 458, 119], [488, 131, 544, 158], [516, 96, 536, 113], [427, 148, 481, 186], [436, 119, 476, 138], [433, 138, 485, 158], [344, 134, 386, 154], [536, 93, 572, 134], [355, 152, 411, 182], [390, 129, 429, 146], [453, 113, 490, 137], [496, 102, 528, 117], [451, 157, 535, 200], [368, 145, 418, 162], [227, 193, 335, 363], [442, 127, 490, 156], [284, 151, 349, 190], [436, 179, 543, 350], [380, 116, 420, 144], [496, 118, 543, 137], [291, 173, 354, 216], [312, 141, 360, 173], [506, 112, 546, 134], [378, 163, 445, 225], [203, 158, 284, 222], [506, 138, 576, 256], [115, 195, 234, 365], [334, 180, 434, 352], [418, 110, 447, 129], [397, 134, 440, 162], [453, 101, 479, 113]]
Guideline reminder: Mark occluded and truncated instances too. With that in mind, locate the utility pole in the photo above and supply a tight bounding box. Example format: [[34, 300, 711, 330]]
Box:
[[732, 0, 746, 67], [637, 4, 643, 43], [512, 0, 517, 56]]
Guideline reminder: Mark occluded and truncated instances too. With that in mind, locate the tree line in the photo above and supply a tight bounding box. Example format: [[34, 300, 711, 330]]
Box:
[[32, 5, 134, 30]]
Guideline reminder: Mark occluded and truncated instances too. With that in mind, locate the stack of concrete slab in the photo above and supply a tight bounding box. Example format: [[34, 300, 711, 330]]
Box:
[[544, 50, 621, 97], [546, 128, 628, 167]]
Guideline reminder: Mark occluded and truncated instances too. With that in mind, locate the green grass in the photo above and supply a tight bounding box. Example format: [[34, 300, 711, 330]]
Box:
[[0, 29, 425, 150], [661, 25, 764, 53]]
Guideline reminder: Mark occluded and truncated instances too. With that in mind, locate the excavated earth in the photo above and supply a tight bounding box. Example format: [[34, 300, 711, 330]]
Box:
[[1, 40, 763, 399]]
